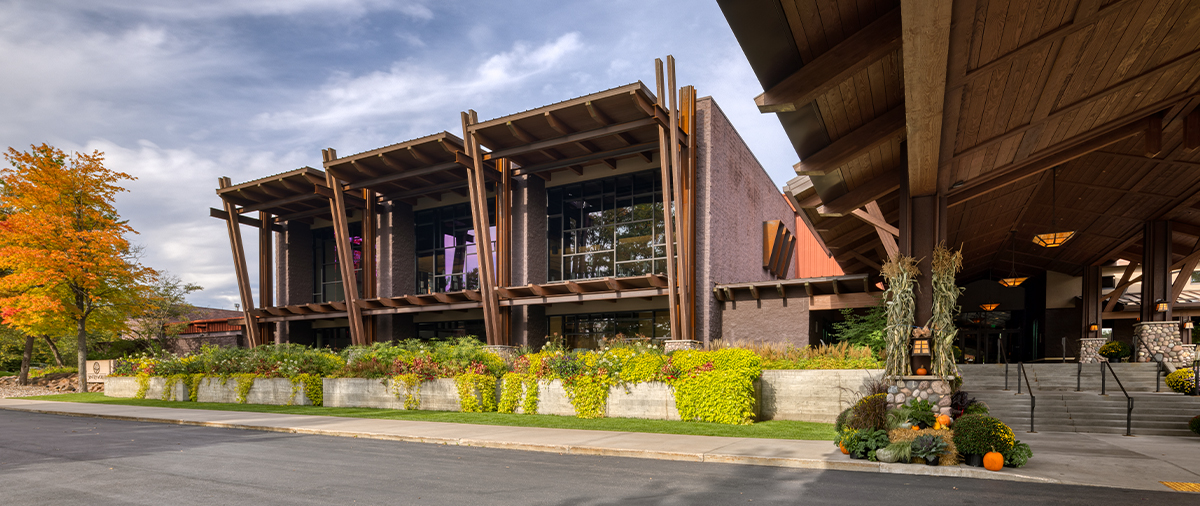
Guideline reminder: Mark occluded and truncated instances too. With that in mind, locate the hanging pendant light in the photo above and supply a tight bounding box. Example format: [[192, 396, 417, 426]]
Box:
[[998, 235, 1027, 287], [1033, 166, 1075, 248], [980, 272, 1000, 311], [980, 303, 1000, 311]]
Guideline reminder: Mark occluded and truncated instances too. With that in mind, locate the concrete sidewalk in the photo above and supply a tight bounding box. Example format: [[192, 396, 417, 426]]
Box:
[[2, 398, 1197, 493]]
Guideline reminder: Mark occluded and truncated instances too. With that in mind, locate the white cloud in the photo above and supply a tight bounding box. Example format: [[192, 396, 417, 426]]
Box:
[[254, 32, 584, 137], [68, 139, 312, 310], [40, 0, 434, 20]]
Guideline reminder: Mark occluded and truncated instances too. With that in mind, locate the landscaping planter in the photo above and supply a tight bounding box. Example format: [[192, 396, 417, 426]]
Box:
[[197, 378, 311, 405], [323, 378, 465, 411], [103, 377, 187, 401], [757, 369, 884, 423]]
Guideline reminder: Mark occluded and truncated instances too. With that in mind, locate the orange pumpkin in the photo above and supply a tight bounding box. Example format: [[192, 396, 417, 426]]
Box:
[[916, 367, 928, 376], [911, 425, 920, 431], [937, 414, 952, 427], [983, 451, 1004, 471], [839, 444, 849, 455]]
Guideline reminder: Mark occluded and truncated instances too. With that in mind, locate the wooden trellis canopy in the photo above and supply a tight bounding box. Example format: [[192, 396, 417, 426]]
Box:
[[323, 131, 500, 204]]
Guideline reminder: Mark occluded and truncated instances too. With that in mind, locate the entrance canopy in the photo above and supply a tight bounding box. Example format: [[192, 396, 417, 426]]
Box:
[[721, 0, 1200, 286]]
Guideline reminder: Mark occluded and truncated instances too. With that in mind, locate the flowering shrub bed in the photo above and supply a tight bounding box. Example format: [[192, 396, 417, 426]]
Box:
[[107, 339, 878, 425]]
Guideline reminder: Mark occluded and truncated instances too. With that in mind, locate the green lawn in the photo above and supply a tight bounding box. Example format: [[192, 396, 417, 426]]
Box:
[[21, 392, 836, 441]]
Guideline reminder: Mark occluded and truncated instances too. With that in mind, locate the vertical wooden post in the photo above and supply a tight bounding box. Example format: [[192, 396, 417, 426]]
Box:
[[498, 159, 512, 345], [667, 56, 692, 343], [1141, 221, 1172, 322], [1082, 265, 1102, 341], [654, 59, 681, 342], [259, 212, 274, 345], [362, 188, 377, 344], [218, 177, 260, 347], [685, 85, 698, 342], [324, 165, 366, 346], [462, 111, 502, 345]]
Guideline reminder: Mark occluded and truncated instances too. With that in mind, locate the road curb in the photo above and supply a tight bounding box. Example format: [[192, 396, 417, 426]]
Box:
[[0, 403, 1058, 485]]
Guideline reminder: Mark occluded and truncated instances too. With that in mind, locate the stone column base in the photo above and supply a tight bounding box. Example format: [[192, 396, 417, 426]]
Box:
[[1079, 338, 1107, 364], [886, 377, 952, 417], [1135, 321, 1187, 363], [664, 340, 703, 352]]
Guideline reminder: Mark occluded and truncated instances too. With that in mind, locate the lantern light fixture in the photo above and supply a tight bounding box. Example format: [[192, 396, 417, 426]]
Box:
[[980, 303, 1000, 311], [1185, 320, 1195, 330], [1033, 167, 1075, 248], [1089, 323, 1099, 332], [1155, 299, 1169, 313]]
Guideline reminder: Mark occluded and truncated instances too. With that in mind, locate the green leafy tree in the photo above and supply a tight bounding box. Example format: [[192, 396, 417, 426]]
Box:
[[128, 273, 202, 342]]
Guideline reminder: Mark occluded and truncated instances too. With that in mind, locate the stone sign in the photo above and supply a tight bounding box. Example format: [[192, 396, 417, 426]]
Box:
[[86, 360, 113, 382]]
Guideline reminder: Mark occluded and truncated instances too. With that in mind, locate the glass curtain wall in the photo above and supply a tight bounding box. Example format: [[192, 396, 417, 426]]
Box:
[[547, 170, 668, 281], [312, 223, 363, 303], [415, 200, 496, 294]]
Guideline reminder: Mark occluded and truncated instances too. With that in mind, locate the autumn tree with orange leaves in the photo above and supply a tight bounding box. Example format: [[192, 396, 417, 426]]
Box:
[[0, 144, 154, 392]]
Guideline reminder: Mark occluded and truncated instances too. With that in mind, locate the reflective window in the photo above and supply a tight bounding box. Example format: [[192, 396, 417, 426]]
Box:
[[547, 170, 667, 281], [312, 223, 363, 303], [547, 310, 672, 350], [415, 201, 495, 294]]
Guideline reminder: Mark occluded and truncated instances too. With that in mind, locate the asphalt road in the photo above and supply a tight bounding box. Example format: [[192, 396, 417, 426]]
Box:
[[0, 410, 1190, 505]]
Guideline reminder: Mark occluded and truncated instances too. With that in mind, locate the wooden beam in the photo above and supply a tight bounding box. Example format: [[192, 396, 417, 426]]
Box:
[[655, 58, 681, 344], [258, 212, 273, 343], [850, 207, 899, 236], [324, 170, 366, 346], [1145, 114, 1163, 157], [1170, 237, 1200, 308], [463, 110, 502, 345], [795, 106, 905, 176], [901, 0, 952, 197], [1186, 109, 1200, 150], [949, 118, 1152, 206], [217, 177, 261, 347], [344, 157, 460, 190], [1105, 262, 1140, 312], [209, 208, 283, 231], [809, 292, 882, 311], [510, 142, 657, 176], [865, 201, 899, 259], [485, 117, 658, 160], [849, 250, 883, 272], [313, 184, 366, 208], [755, 7, 902, 113], [235, 192, 321, 214]]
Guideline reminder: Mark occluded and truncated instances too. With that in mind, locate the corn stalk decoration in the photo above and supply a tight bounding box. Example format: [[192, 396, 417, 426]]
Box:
[[928, 243, 964, 379], [881, 255, 919, 378]]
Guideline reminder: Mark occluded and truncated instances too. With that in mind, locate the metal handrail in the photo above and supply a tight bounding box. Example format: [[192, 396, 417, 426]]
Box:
[[1076, 361, 1082, 391], [1000, 334, 1010, 390], [1100, 361, 1134, 436], [1016, 362, 1037, 433]]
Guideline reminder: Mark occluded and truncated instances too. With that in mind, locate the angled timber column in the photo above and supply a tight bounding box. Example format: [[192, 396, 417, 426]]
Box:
[[361, 188, 377, 343], [321, 153, 366, 346], [1081, 266, 1102, 341], [259, 212, 275, 344], [654, 58, 681, 342], [462, 111, 502, 346], [1141, 221, 1173, 322], [217, 177, 261, 347]]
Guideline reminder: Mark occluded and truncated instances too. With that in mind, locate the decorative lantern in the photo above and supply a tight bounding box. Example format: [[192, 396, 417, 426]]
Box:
[[1088, 323, 1099, 332], [912, 338, 930, 356], [1033, 167, 1075, 248], [1155, 299, 1169, 313]]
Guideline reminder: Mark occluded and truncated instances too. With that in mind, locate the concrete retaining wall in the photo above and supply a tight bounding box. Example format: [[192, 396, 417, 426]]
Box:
[[757, 369, 883, 423], [107, 370, 880, 423], [104, 377, 311, 406], [323, 378, 463, 411]]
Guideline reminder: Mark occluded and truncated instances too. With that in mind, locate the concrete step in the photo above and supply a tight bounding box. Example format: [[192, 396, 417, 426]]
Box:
[[961, 388, 1200, 437]]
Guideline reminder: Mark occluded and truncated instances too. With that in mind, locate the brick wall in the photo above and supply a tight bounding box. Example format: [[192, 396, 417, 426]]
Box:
[[695, 97, 797, 344]]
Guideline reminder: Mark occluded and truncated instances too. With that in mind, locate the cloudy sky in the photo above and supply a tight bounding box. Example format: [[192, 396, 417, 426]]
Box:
[[0, 0, 796, 309]]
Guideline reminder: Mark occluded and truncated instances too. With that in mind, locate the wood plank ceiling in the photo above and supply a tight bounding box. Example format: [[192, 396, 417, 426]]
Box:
[[722, 0, 1200, 282]]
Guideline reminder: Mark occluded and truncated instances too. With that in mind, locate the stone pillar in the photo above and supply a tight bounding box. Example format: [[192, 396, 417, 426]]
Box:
[[509, 174, 547, 347], [1079, 337, 1106, 364], [1141, 221, 1172, 322], [1135, 321, 1193, 363], [886, 378, 952, 417]]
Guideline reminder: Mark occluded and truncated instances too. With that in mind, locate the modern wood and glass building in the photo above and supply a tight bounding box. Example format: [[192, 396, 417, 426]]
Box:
[[719, 0, 1200, 363], [211, 67, 870, 350]]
